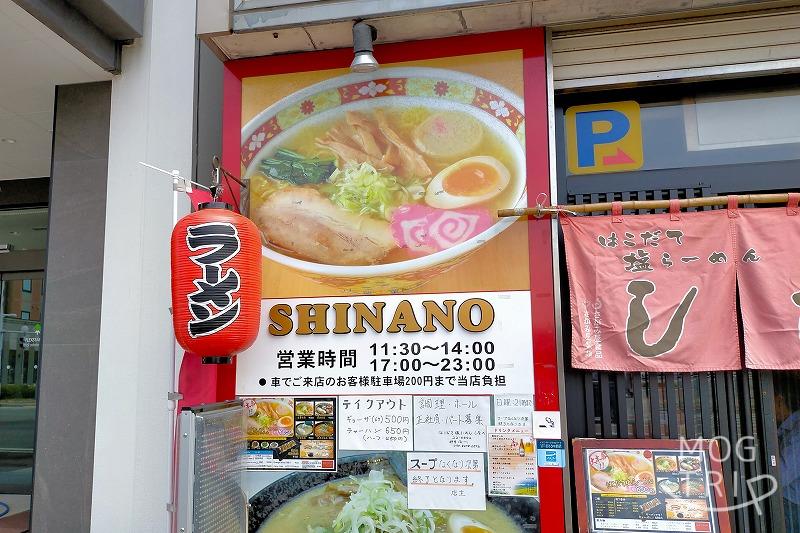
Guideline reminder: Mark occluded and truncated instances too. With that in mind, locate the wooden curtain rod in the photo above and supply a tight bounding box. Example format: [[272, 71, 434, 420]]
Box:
[[497, 192, 798, 218]]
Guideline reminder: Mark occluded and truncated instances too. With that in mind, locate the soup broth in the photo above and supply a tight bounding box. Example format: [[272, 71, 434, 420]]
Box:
[[257, 471, 522, 533], [247, 104, 522, 267]]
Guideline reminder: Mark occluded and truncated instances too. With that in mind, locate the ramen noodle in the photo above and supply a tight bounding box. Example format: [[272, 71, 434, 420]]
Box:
[[247, 399, 295, 439], [248, 107, 521, 267], [588, 451, 656, 495], [295, 401, 314, 417], [257, 470, 521, 533], [654, 455, 678, 473]]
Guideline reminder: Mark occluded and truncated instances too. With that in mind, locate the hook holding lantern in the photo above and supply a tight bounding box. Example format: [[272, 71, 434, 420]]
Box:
[[211, 156, 247, 203]]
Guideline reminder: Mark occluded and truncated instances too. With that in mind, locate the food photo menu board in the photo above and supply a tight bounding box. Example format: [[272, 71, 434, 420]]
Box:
[[244, 397, 337, 471], [573, 439, 732, 533]]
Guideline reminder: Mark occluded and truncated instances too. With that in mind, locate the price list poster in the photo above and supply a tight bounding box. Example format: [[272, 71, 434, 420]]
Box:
[[215, 27, 564, 532], [573, 439, 732, 533]]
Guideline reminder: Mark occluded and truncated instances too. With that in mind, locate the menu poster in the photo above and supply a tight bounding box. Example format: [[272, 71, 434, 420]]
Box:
[[487, 426, 538, 497], [339, 395, 413, 451], [243, 397, 337, 471], [573, 439, 732, 533]]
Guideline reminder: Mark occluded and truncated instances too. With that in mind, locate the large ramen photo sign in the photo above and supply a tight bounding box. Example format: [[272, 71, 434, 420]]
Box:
[[233, 49, 539, 397], [218, 28, 562, 533], [235, 50, 538, 397], [242, 59, 529, 296]]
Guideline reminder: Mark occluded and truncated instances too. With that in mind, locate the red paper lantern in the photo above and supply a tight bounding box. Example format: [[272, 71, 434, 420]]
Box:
[[171, 202, 262, 362]]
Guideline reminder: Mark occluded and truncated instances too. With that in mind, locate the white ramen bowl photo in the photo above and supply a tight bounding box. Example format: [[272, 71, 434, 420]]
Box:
[[241, 67, 527, 292]]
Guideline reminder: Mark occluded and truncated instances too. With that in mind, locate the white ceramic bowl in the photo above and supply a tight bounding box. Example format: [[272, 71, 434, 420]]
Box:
[[241, 67, 526, 292]]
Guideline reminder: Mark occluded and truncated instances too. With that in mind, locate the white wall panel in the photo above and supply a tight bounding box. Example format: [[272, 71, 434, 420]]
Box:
[[91, 0, 196, 531]]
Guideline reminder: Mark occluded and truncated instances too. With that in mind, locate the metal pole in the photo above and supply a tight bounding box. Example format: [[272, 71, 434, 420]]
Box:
[[498, 192, 797, 218]]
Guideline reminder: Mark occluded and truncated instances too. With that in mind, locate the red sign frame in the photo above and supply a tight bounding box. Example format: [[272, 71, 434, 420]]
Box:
[[205, 27, 563, 532], [573, 438, 733, 533]]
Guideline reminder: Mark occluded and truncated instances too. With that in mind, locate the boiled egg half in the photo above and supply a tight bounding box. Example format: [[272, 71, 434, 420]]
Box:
[[425, 156, 510, 209], [447, 514, 495, 533]]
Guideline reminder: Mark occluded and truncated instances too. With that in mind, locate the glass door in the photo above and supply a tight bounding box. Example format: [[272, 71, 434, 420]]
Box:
[[0, 272, 44, 498]]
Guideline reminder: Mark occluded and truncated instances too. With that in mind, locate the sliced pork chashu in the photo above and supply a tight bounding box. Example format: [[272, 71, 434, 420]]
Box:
[[254, 187, 395, 266]]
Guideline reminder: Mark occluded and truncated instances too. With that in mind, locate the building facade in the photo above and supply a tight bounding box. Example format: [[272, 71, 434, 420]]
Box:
[[0, 0, 798, 531]]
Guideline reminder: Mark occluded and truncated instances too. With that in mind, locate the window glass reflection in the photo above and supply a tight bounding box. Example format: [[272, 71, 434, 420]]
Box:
[[0, 277, 43, 495], [775, 372, 800, 532]]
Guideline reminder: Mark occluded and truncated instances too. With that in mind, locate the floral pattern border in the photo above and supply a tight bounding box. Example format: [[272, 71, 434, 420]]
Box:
[[242, 75, 525, 167]]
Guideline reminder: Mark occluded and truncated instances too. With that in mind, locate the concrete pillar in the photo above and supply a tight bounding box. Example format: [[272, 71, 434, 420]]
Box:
[[31, 81, 112, 531]]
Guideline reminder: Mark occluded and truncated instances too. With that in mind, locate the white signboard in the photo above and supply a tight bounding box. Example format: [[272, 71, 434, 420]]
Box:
[[407, 452, 486, 511], [236, 291, 534, 396], [533, 411, 562, 439], [493, 394, 534, 427], [339, 395, 413, 451], [413, 396, 490, 452]]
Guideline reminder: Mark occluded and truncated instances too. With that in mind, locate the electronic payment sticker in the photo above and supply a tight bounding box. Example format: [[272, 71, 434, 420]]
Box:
[[536, 439, 565, 468], [566, 101, 643, 174]]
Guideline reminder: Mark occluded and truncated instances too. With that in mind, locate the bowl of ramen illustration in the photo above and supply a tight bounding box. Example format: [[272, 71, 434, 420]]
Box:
[[242, 67, 527, 293]]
